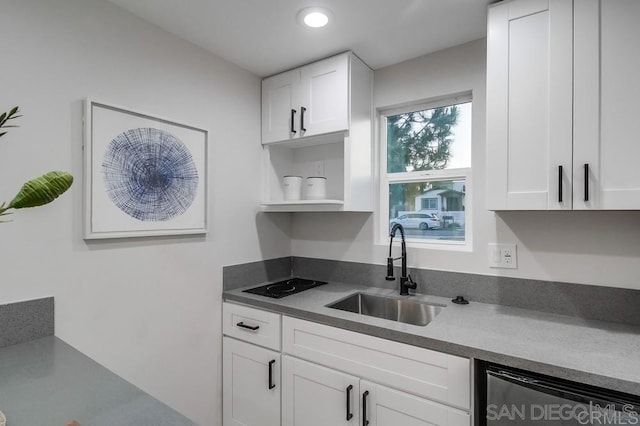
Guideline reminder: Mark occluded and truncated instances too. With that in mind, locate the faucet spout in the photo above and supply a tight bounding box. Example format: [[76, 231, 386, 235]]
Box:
[[387, 224, 418, 295]]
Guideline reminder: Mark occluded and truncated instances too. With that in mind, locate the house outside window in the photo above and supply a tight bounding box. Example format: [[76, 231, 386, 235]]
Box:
[[381, 94, 472, 245]]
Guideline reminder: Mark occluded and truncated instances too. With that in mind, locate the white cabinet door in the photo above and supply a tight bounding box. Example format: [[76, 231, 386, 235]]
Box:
[[282, 355, 359, 426], [299, 53, 349, 137], [574, 0, 640, 210], [262, 70, 300, 144], [223, 337, 280, 426], [360, 380, 471, 426], [486, 0, 573, 210], [360, 381, 470, 426]]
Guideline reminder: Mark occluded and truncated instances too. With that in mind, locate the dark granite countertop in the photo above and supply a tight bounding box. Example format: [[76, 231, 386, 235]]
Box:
[[224, 280, 640, 397], [0, 337, 195, 426]]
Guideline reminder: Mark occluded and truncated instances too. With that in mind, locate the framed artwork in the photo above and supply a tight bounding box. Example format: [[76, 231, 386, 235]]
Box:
[[84, 99, 208, 239]]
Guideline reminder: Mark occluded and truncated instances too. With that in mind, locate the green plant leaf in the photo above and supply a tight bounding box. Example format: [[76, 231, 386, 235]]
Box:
[[8, 171, 73, 209], [0, 211, 13, 223], [0, 106, 21, 128]]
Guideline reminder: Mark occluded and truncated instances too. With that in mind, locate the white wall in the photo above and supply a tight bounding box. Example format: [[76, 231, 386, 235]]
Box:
[[0, 0, 290, 424], [292, 39, 640, 290]]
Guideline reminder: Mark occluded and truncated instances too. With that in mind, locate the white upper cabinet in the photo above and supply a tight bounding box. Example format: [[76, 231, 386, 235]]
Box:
[[262, 70, 300, 144], [487, 0, 640, 211], [486, 0, 573, 210], [261, 52, 357, 145], [260, 52, 373, 212], [573, 0, 640, 210]]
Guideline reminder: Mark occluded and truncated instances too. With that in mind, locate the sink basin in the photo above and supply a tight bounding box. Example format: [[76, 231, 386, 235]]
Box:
[[327, 292, 445, 326]]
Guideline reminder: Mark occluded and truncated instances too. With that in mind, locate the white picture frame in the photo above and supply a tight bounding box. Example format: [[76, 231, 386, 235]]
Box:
[[84, 99, 208, 239]]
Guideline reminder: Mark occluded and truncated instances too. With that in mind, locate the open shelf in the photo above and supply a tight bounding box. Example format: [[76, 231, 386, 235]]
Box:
[[260, 199, 345, 212]]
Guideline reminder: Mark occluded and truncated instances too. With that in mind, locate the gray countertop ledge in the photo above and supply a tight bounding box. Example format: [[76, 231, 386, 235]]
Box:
[[224, 280, 640, 397], [0, 336, 195, 426]]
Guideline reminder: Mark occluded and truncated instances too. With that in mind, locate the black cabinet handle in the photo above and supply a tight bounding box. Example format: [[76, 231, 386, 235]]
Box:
[[584, 163, 589, 202], [236, 322, 259, 331], [346, 385, 353, 420], [300, 106, 307, 132], [558, 165, 563, 203], [268, 359, 276, 389], [362, 390, 370, 426], [290, 109, 297, 134]]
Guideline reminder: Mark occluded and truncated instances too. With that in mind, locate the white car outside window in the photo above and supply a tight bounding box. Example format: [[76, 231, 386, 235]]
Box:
[[390, 213, 441, 230]]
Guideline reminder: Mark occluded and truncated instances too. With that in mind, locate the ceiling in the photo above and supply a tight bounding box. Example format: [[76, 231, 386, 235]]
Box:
[[105, 0, 492, 77]]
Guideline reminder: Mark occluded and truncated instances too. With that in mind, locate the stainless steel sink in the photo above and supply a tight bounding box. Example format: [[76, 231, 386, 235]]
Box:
[[327, 292, 445, 326]]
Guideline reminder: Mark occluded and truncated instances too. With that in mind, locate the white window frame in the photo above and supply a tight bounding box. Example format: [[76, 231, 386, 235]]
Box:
[[378, 94, 473, 250]]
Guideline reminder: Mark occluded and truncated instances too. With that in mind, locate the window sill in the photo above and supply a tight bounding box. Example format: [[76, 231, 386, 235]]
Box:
[[376, 238, 472, 253]]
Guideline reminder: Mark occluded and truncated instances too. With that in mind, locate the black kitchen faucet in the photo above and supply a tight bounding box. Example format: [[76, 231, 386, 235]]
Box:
[[386, 223, 418, 295]]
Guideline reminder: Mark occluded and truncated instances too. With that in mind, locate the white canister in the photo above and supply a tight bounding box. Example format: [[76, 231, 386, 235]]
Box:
[[305, 177, 327, 200], [283, 176, 303, 201]]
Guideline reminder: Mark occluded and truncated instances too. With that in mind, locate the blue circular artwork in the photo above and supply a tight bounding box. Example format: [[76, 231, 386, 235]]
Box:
[[102, 127, 199, 222]]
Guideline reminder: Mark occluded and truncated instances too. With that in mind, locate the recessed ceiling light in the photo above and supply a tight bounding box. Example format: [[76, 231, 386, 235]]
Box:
[[304, 12, 328, 27], [297, 7, 332, 28]]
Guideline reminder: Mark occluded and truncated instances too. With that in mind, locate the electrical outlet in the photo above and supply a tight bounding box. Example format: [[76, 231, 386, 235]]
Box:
[[488, 243, 517, 269]]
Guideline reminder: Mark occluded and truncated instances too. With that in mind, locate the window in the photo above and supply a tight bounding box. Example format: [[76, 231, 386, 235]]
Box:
[[381, 95, 472, 244], [421, 198, 438, 210]]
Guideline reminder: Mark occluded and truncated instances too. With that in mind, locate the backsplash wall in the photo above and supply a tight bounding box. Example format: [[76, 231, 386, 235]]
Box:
[[223, 257, 640, 326], [0, 298, 54, 349]]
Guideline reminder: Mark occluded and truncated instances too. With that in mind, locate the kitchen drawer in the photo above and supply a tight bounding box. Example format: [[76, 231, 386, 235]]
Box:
[[223, 302, 281, 351], [282, 316, 470, 410]]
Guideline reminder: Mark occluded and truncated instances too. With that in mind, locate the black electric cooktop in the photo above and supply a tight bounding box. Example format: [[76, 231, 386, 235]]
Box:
[[243, 278, 328, 299]]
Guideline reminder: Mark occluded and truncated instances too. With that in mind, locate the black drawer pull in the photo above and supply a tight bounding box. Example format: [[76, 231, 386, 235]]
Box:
[[301, 106, 307, 132], [558, 165, 563, 203], [291, 109, 297, 134], [268, 359, 276, 389], [346, 385, 353, 421], [584, 163, 590, 202], [362, 390, 370, 426], [236, 321, 259, 331]]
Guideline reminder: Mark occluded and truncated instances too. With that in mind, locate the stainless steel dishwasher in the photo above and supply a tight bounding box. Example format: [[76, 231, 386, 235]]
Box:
[[478, 363, 640, 425]]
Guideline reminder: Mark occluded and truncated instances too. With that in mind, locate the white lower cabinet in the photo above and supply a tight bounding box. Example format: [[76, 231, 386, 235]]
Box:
[[282, 316, 471, 411], [281, 355, 469, 426], [222, 304, 472, 426], [222, 337, 280, 426]]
